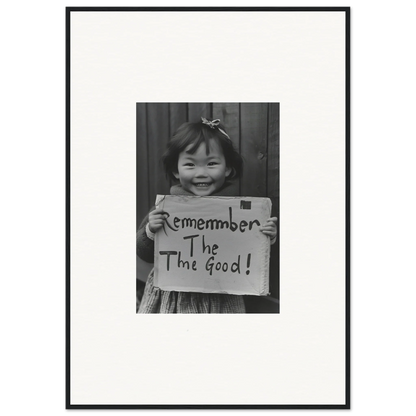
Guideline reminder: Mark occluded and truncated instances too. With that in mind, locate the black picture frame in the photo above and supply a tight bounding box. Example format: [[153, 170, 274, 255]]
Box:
[[61, 2, 357, 415]]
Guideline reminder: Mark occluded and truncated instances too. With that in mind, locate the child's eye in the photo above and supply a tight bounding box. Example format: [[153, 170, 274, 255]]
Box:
[[184, 163, 194, 167], [208, 162, 218, 166]]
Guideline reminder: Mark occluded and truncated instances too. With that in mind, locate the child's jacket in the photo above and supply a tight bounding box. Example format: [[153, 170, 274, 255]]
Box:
[[136, 182, 246, 313]]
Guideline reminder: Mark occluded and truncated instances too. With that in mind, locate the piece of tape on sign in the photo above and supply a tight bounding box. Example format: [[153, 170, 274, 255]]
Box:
[[240, 200, 252, 210]]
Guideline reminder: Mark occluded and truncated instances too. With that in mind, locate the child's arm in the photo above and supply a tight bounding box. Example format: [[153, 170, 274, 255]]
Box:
[[136, 208, 170, 263], [259, 217, 278, 244], [136, 213, 154, 262]]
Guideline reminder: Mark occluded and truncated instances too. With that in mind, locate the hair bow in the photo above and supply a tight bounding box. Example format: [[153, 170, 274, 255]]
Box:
[[201, 117, 221, 129], [201, 117, 230, 139]]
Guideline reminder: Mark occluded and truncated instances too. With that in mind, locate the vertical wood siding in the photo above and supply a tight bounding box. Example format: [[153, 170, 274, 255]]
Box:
[[137, 103, 279, 311]]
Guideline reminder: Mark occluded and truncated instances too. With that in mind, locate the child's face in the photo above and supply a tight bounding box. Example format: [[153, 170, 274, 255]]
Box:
[[174, 140, 231, 196]]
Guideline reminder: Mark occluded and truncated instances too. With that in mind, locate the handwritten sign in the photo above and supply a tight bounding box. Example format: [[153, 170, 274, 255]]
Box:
[[154, 195, 271, 296]]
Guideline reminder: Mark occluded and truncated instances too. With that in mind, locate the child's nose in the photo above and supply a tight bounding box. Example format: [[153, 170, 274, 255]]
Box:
[[195, 167, 208, 177]]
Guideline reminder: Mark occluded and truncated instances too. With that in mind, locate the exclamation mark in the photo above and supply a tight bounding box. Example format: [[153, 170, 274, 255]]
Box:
[[246, 253, 251, 275]]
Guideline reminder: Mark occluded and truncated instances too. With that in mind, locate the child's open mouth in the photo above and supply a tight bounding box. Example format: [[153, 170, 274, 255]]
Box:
[[194, 183, 212, 188]]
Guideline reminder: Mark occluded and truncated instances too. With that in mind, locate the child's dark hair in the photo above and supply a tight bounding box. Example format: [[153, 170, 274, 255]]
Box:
[[162, 118, 243, 181]]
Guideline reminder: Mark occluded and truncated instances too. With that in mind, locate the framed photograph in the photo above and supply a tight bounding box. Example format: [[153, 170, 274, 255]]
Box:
[[67, 7, 350, 409]]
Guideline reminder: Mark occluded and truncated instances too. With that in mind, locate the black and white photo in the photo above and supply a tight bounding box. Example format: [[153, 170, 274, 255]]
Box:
[[136, 103, 280, 314]]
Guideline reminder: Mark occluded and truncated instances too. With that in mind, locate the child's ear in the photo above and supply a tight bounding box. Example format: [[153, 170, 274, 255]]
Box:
[[225, 167, 232, 177], [173, 171, 179, 179]]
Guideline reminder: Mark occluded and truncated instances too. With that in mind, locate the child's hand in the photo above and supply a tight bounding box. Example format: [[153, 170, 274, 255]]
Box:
[[148, 208, 169, 233], [259, 217, 278, 240]]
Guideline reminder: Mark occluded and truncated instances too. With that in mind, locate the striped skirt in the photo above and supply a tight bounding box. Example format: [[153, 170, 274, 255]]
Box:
[[138, 270, 246, 314]]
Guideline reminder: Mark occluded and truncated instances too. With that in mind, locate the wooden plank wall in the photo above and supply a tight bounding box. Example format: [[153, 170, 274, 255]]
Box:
[[136, 103, 279, 312]]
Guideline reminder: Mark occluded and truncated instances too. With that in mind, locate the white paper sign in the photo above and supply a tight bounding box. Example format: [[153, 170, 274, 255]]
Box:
[[154, 195, 272, 296]]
